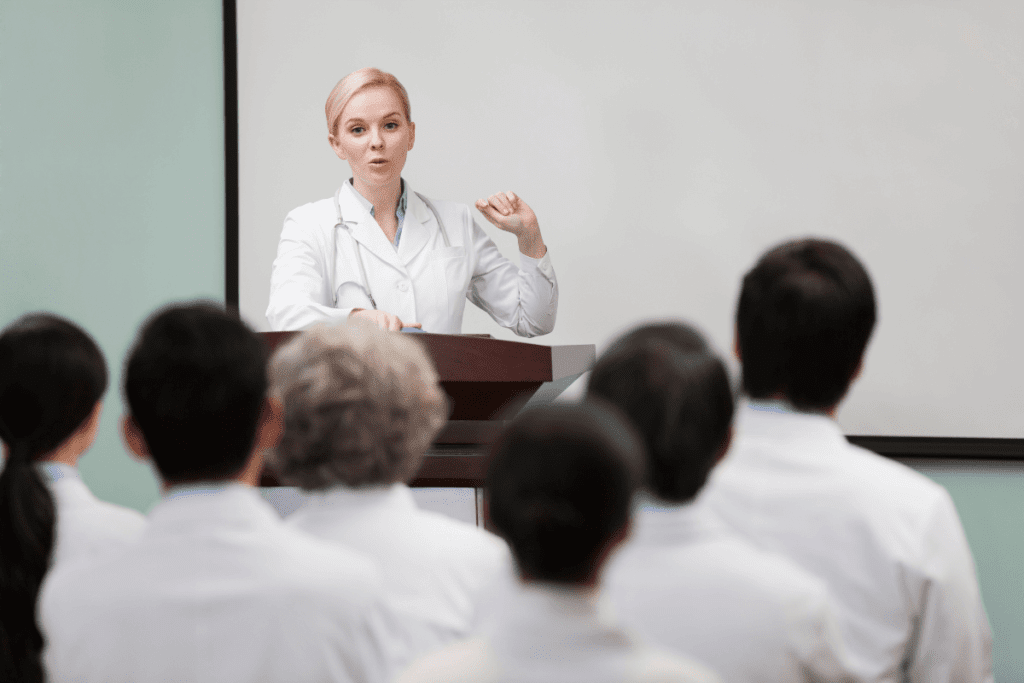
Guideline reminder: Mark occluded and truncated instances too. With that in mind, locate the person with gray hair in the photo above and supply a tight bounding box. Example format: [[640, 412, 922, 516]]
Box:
[[269, 321, 512, 660]]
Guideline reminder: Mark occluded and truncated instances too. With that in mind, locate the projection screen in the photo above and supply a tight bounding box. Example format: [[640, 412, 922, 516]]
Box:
[[235, 0, 1024, 440]]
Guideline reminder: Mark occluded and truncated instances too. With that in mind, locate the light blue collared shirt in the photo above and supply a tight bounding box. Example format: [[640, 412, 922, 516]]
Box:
[[36, 461, 80, 482], [745, 397, 800, 415], [164, 481, 235, 502], [346, 178, 407, 248]]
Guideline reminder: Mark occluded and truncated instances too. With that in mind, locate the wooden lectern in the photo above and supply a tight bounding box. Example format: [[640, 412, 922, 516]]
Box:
[[259, 332, 595, 488]]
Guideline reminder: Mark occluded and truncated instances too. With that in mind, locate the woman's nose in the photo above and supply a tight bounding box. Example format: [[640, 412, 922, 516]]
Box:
[[370, 127, 384, 149]]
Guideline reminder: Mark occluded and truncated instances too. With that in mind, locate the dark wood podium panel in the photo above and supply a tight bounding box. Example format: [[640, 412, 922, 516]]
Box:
[[257, 331, 595, 487]]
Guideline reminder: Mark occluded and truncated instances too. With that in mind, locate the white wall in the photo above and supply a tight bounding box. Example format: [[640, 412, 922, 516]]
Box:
[[238, 0, 1024, 438]]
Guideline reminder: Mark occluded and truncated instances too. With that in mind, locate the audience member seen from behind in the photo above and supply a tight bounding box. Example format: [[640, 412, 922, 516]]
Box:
[[397, 403, 721, 683], [0, 314, 144, 683], [589, 321, 855, 683], [269, 320, 511, 661], [703, 238, 992, 682], [39, 303, 398, 683]]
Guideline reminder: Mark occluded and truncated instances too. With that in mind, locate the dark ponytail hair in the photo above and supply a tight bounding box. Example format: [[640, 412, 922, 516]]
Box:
[[0, 314, 107, 683]]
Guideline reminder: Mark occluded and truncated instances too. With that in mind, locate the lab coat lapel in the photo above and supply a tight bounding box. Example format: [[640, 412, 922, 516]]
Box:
[[396, 190, 435, 265], [337, 184, 405, 274]]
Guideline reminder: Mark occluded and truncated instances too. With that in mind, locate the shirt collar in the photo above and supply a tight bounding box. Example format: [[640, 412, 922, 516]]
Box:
[[164, 480, 238, 501], [36, 461, 80, 482], [303, 482, 417, 512], [346, 177, 407, 220]]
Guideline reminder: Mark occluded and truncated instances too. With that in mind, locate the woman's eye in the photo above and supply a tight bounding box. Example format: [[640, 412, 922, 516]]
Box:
[[384, 122, 398, 130], [351, 126, 364, 134]]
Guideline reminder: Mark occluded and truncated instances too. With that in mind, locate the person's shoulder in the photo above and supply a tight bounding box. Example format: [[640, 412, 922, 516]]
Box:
[[833, 441, 954, 523], [631, 644, 722, 683], [411, 507, 508, 552], [284, 197, 336, 228], [394, 636, 500, 683]]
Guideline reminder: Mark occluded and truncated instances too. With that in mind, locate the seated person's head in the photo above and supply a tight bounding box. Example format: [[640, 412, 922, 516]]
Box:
[[738, 238, 876, 412], [486, 403, 644, 587], [0, 313, 107, 682], [267, 321, 447, 489], [123, 303, 270, 485], [587, 322, 733, 505], [0, 313, 107, 464]]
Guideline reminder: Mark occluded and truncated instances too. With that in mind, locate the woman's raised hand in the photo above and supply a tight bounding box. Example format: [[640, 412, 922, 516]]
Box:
[[475, 191, 546, 259], [349, 308, 421, 332]]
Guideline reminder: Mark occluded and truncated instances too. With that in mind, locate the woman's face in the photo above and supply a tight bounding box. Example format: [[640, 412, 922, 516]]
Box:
[[330, 85, 415, 194]]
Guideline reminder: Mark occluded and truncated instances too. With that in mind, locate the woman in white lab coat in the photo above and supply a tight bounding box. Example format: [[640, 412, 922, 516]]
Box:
[[266, 67, 558, 334], [268, 321, 513, 661], [0, 314, 144, 683]]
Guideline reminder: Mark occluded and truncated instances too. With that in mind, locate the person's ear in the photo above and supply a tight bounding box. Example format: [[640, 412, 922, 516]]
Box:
[[328, 132, 348, 161], [78, 401, 104, 451], [407, 120, 416, 151], [121, 415, 151, 463], [255, 396, 284, 451], [850, 358, 864, 383]]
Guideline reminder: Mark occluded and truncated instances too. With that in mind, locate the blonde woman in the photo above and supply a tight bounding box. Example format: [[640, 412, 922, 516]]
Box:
[[267, 67, 558, 334]]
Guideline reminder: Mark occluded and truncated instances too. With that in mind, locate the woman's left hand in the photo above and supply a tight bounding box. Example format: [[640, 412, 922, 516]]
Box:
[[475, 191, 546, 258]]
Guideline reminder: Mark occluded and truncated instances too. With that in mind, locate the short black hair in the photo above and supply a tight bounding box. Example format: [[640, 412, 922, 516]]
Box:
[[588, 322, 734, 504], [486, 402, 643, 585], [124, 302, 268, 483], [737, 238, 876, 411]]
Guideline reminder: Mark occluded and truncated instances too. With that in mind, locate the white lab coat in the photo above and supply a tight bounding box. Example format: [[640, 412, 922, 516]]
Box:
[[395, 581, 722, 683], [702, 403, 994, 683], [38, 463, 145, 566], [288, 483, 511, 660], [266, 182, 558, 334], [40, 483, 401, 683], [604, 495, 856, 683]]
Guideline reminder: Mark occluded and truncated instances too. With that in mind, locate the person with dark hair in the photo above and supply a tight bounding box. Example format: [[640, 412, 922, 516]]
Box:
[[268, 321, 511, 659], [39, 302, 400, 683], [0, 313, 144, 683], [704, 239, 992, 682], [396, 403, 721, 683], [589, 321, 856, 683]]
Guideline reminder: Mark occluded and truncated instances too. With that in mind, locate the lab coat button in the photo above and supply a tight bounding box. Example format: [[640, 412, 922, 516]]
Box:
[[398, 281, 410, 292]]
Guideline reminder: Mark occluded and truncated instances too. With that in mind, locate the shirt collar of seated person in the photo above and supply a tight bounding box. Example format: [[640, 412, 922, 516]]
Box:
[[265, 318, 447, 495], [120, 303, 282, 492], [734, 237, 876, 419], [485, 402, 644, 593]]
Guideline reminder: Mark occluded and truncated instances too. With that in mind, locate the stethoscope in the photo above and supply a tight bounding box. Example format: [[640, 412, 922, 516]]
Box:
[[331, 186, 452, 309]]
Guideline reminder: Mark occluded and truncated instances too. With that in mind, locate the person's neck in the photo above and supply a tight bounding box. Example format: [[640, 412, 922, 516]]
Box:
[[160, 448, 264, 492], [765, 392, 840, 419], [353, 177, 402, 219]]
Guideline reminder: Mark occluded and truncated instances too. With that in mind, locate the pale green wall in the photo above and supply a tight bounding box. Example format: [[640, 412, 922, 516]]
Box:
[[0, 0, 224, 512], [913, 462, 1024, 681], [1, 1, 1022, 680]]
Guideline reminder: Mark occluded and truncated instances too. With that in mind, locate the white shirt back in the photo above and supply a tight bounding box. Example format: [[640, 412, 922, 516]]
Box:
[[288, 483, 511, 659], [703, 403, 993, 683], [395, 581, 722, 683], [38, 463, 145, 566], [40, 483, 400, 683], [605, 496, 855, 683]]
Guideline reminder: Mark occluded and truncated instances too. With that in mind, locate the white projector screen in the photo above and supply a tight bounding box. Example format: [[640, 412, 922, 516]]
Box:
[[237, 0, 1024, 439]]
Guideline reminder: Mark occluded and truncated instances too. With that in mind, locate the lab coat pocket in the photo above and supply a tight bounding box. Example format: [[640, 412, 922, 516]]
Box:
[[429, 246, 468, 325]]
